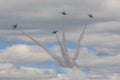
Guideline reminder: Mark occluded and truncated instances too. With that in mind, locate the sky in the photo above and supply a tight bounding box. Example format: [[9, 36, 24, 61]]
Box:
[[0, 0, 120, 80]]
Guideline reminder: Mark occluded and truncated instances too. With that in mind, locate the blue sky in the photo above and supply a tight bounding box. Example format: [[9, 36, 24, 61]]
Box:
[[0, 37, 86, 73], [0, 34, 96, 79], [0, 0, 120, 80]]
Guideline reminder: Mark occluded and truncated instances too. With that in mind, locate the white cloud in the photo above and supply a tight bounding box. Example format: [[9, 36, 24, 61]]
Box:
[[0, 63, 14, 69], [0, 0, 120, 80], [0, 63, 57, 80], [0, 44, 120, 79], [104, 0, 120, 10], [109, 73, 120, 80], [0, 44, 53, 64]]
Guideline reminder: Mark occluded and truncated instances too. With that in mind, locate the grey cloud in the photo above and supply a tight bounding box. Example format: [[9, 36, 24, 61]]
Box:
[[0, 0, 119, 30], [0, 0, 120, 80]]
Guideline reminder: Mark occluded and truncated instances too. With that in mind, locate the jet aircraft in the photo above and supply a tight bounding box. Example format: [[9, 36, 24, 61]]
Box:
[[61, 11, 68, 15], [12, 24, 17, 29], [51, 30, 58, 34], [88, 14, 94, 18]]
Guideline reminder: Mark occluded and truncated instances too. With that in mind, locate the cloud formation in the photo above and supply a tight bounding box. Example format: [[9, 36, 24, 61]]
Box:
[[0, 0, 120, 80], [0, 63, 57, 80], [0, 44, 53, 64], [0, 44, 120, 79]]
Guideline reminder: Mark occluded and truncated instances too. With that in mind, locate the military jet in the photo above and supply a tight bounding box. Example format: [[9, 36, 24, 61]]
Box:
[[61, 11, 68, 15], [88, 14, 94, 18], [12, 24, 17, 29], [51, 30, 58, 34]]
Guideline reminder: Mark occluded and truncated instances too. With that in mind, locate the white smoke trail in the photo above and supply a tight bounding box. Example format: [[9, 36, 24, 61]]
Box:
[[73, 25, 88, 61], [20, 30, 66, 67], [55, 33, 72, 67], [62, 27, 74, 67], [62, 27, 68, 54], [55, 34, 65, 60]]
